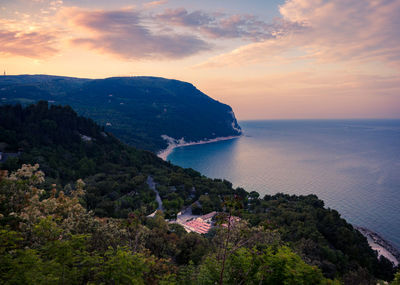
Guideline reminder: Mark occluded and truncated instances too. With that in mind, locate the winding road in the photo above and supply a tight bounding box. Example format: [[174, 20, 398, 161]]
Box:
[[147, 176, 163, 211]]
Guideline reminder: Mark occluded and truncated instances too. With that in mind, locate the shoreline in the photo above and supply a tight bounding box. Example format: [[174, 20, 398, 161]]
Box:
[[157, 134, 241, 161], [157, 133, 400, 267], [356, 226, 399, 266]]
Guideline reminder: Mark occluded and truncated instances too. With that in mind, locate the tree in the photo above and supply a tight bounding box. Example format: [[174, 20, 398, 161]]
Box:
[[392, 270, 400, 285], [197, 246, 337, 285]]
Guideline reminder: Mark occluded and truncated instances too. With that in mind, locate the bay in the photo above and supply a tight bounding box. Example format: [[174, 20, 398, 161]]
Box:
[[167, 120, 400, 248]]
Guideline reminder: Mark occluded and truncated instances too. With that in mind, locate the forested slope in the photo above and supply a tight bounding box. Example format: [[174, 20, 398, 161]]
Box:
[[0, 75, 241, 152], [0, 102, 397, 284]]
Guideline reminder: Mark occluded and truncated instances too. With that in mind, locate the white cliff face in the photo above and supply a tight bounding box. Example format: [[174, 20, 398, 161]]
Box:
[[158, 135, 186, 160], [229, 111, 242, 134], [80, 134, 93, 142], [232, 121, 242, 133], [156, 109, 242, 160], [160, 135, 182, 145]]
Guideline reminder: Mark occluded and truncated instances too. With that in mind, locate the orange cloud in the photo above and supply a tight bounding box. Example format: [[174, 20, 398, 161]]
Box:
[[197, 0, 400, 68], [0, 28, 58, 58], [143, 0, 168, 9]]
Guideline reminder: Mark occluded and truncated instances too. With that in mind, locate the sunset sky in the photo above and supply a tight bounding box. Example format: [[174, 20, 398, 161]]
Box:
[[1, 0, 399, 119]]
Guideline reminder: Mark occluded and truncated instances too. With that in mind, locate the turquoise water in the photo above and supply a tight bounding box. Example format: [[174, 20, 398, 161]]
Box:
[[168, 120, 400, 248]]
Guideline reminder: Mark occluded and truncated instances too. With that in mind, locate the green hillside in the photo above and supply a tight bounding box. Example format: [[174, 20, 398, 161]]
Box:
[[0, 102, 397, 284], [0, 75, 241, 152]]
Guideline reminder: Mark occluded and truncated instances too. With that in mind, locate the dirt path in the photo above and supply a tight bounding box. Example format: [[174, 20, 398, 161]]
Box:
[[147, 176, 163, 211]]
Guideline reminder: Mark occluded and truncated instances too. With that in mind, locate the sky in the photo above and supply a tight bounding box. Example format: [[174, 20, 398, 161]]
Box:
[[1, 0, 400, 119]]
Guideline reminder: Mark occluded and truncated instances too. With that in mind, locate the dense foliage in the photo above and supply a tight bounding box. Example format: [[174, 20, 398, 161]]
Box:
[[0, 102, 244, 218], [245, 193, 396, 281], [0, 166, 337, 284], [0, 75, 241, 152], [0, 102, 397, 284]]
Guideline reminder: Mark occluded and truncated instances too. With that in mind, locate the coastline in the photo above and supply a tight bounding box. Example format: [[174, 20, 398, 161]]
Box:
[[156, 131, 400, 268], [157, 135, 241, 161], [356, 226, 400, 266]]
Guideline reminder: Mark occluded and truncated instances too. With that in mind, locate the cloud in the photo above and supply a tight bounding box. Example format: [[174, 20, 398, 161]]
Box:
[[155, 8, 296, 42], [60, 7, 210, 60], [197, 0, 400, 68], [279, 0, 400, 63], [143, 0, 168, 9], [156, 8, 214, 28], [0, 27, 58, 58]]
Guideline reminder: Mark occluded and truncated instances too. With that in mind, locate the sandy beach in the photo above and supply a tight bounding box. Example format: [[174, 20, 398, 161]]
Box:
[[356, 226, 399, 266], [157, 134, 241, 161]]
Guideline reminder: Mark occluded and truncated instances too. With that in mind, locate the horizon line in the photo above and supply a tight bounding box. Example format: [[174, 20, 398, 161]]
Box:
[[239, 118, 400, 121]]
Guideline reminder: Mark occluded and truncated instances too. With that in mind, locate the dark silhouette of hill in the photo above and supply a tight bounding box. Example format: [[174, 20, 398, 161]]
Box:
[[0, 75, 241, 152]]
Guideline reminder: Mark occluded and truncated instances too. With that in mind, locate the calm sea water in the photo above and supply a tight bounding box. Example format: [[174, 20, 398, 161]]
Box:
[[168, 120, 400, 248]]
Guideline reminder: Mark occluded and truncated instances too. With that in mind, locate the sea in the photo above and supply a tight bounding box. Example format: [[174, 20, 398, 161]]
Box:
[[167, 120, 400, 249]]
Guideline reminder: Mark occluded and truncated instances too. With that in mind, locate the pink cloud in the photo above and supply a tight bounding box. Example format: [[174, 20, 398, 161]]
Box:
[[197, 0, 400, 68], [59, 7, 210, 60], [280, 0, 400, 63], [0, 28, 58, 58]]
